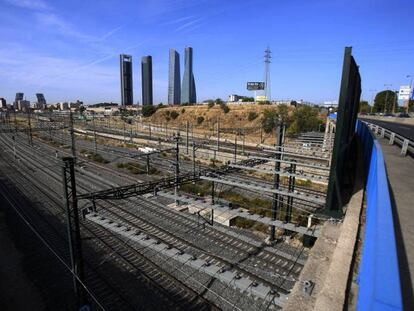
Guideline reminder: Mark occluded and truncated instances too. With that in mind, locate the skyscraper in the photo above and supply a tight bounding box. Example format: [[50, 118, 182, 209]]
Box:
[[36, 93, 47, 110], [141, 56, 153, 106], [168, 49, 181, 105], [181, 47, 196, 104], [120, 54, 133, 106], [14, 92, 23, 110]]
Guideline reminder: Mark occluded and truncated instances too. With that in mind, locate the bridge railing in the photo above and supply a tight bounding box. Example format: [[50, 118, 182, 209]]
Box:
[[362, 120, 414, 156], [355, 120, 403, 310]]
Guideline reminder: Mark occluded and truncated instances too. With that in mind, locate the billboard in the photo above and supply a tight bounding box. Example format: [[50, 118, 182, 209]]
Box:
[[256, 95, 267, 101], [398, 85, 412, 100], [247, 82, 265, 90]]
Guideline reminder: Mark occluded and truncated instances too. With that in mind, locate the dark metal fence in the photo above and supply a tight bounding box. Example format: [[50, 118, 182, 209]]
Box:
[[326, 47, 361, 213]]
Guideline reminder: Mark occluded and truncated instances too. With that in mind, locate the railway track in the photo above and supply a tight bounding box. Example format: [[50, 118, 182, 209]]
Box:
[[0, 133, 216, 310], [1, 127, 313, 309]]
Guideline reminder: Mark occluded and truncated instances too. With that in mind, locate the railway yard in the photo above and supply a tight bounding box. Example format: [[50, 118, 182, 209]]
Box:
[[0, 112, 334, 310]]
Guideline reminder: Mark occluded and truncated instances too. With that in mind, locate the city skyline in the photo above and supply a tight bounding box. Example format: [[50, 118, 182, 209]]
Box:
[[0, 0, 413, 105]]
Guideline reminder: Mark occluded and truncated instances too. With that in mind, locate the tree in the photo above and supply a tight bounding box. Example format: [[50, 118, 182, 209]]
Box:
[[288, 105, 322, 134], [142, 105, 156, 117], [261, 109, 279, 133], [277, 104, 289, 123], [207, 102, 215, 109], [359, 100, 371, 113], [215, 98, 223, 105], [242, 97, 255, 102], [408, 99, 414, 112], [373, 90, 398, 113]]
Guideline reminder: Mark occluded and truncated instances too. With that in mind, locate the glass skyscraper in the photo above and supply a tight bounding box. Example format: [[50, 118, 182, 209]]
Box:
[[181, 47, 196, 104], [168, 49, 181, 105], [120, 54, 133, 106], [141, 56, 153, 106]]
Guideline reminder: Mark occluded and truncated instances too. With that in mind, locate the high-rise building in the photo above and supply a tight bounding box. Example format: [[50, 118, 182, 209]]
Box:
[[168, 49, 181, 105], [181, 47, 196, 104], [17, 100, 30, 112], [0, 98, 6, 109], [14, 93, 24, 110], [141, 55, 153, 106], [120, 54, 133, 106], [36, 93, 47, 110]]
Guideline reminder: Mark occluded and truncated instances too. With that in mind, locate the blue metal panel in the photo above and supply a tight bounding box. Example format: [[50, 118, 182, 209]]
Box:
[[356, 120, 403, 311]]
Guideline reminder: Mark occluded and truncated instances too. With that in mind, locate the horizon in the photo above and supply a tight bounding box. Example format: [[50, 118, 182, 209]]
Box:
[[0, 0, 413, 105]]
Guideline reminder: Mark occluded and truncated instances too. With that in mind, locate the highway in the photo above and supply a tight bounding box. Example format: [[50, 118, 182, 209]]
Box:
[[360, 118, 414, 141]]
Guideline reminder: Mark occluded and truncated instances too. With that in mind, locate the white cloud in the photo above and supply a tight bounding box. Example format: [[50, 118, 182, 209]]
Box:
[[34, 12, 96, 41], [3, 0, 50, 10], [174, 17, 203, 32]]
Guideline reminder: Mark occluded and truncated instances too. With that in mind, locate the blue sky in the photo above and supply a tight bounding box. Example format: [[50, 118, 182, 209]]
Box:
[[0, 0, 413, 105]]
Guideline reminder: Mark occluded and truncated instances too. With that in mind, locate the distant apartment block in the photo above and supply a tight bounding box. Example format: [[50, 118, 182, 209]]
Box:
[[141, 55, 153, 106], [168, 49, 181, 105], [120, 54, 133, 106], [181, 47, 196, 104]]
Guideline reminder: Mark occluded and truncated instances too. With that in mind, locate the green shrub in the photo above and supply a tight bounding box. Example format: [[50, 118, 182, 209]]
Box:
[[248, 111, 258, 121], [181, 108, 185, 113], [170, 111, 179, 120], [220, 103, 230, 113], [197, 116, 205, 124], [142, 105, 156, 117]]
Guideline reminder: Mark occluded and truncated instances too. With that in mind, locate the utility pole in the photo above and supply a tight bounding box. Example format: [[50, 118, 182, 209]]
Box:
[[233, 135, 237, 163], [174, 132, 180, 205], [242, 128, 245, 154], [92, 114, 97, 153], [123, 120, 126, 143], [69, 111, 77, 160], [392, 90, 398, 114], [146, 154, 150, 173], [216, 117, 220, 152], [13, 109, 17, 134], [285, 161, 296, 223], [61, 157, 87, 309], [270, 119, 284, 241], [186, 121, 189, 155], [192, 141, 196, 179], [27, 109, 33, 146], [369, 89, 377, 113], [406, 75, 413, 113], [264, 47, 272, 101]]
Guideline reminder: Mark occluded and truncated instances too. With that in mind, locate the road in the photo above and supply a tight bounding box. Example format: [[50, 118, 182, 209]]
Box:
[[361, 118, 414, 141]]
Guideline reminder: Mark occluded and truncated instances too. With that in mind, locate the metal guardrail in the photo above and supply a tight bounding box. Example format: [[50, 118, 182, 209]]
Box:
[[355, 120, 403, 310], [362, 120, 414, 156]]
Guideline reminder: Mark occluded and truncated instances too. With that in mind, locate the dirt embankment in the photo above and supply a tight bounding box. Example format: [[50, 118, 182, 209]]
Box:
[[146, 104, 294, 130], [143, 104, 296, 144]]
